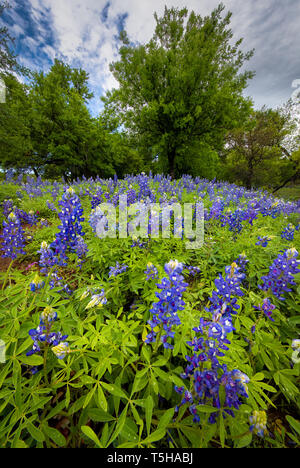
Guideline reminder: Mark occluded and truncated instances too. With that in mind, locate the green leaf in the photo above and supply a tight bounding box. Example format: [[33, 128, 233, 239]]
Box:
[[219, 413, 225, 448], [106, 406, 128, 447], [83, 386, 96, 409], [81, 425, 103, 448], [131, 371, 148, 395], [153, 367, 169, 382], [286, 415, 300, 436], [157, 408, 174, 430], [251, 372, 264, 381], [142, 345, 151, 363], [197, 404, 219, 414], [120, 418, 139, 444], [97, 385, 108, 412], [235, 432, 252, 448], [27, 422, 45, 443], [18, 354, 44, 366], [87, 408, 115, 423], [145, 394, 154, 436], [142, 428, 166, 444], [43, 425, 66, 447], [101, 382, 128, 400]]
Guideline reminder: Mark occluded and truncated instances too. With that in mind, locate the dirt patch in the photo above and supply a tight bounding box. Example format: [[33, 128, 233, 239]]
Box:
[[0, 256, 11, 273]]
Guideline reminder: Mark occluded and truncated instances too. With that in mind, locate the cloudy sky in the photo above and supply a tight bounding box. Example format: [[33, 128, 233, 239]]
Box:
[[2, 0, 300, 115]]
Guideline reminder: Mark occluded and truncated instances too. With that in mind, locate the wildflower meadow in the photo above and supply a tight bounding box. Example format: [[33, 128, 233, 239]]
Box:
[[0, 172, 299, 449]]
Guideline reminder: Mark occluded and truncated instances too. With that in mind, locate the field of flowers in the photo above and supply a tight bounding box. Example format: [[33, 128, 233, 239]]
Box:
[[0, 172, 299, 449]]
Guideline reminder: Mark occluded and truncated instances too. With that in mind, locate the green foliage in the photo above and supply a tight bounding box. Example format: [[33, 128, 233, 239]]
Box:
[[223, 107, 299, 189], [0, 60, 144, 179], [0, 182, 21, 205], [105, 4, 254, 177]]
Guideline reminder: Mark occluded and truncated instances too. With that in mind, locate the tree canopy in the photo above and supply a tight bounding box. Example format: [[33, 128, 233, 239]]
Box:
[[222, 105, 300, 189], [104, 4, 254, 178], [0, 60, 142, 179]]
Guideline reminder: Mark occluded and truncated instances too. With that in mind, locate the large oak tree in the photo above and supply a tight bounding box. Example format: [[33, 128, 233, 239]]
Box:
[[104, 4, 254, 177]]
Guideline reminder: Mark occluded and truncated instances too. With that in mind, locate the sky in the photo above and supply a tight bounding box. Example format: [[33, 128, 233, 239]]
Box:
[[2, 0, 300, 116]]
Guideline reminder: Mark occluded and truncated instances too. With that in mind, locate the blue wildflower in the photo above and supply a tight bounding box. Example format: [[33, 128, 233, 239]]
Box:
[[0, 212, 26, 260], [145, 260, 188, 349]]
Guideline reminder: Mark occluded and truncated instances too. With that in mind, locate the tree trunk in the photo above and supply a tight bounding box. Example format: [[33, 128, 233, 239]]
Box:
[[32, 167, 39, 178]]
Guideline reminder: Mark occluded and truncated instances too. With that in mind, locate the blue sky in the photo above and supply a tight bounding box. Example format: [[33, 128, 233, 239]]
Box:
[[2, 0, 300, 116]]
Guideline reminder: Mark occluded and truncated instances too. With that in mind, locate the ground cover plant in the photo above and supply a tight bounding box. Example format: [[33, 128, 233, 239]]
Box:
[[0, 172, 299, 449]]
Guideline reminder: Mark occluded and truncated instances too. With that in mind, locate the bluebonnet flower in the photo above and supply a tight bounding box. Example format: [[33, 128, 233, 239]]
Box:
[[38, 241, 58, 275], [5, 168, 14, 182], [220, 209, 244, 235], [127, 186, 137, 205], [80, 287, 93, 301], [175, 260, 249, 423], [2, 199, 14, 218], [0, 212, 26, 260], [137, 173, 154, 201], [89, 206, 108, 233], [145, 260, 188, 349], [91, 187, 104, 209], [40, 218, 49, 227], [40, 306, 58, 323], [176, 366, 249, 424], [49, 271, 73, 296], [292, 339, 300, 350], [36, 241, 72, 294], [109, 262, 128, 278], [15, 208, 37, 226], [144, 262, 158, 280], [74, 236, 88, 268], [184, 265, 201, 277], [206, 262, 245, 319], [131, 235, 148, 248], [206, 198, 225, 220], [253, 298, 276, 322], [249, 410, 267, 437], [235, 253, 249, 275], [258, 248, 300, 300], [26, 307, 68, 363], [50, 187, 86, 266], [291, 338, 300, 364], [85, 289, 107, 310], [46, 201, 57, 212], [256, 236, 271, 247], [281, 223, 295, 241], [30, 273, 45, 292], [52, 342, 70, 359]]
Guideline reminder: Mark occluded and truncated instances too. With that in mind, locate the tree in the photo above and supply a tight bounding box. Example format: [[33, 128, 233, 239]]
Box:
[[104, 4, 254, 178], [0, 59, 144, 179], [0, 74, 33, 171], [0, 60, 95, 177], [223, 106, 299, 189]]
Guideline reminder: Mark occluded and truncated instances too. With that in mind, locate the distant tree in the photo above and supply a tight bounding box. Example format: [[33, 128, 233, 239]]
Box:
[[272, 98, 300, 192], [104, 4, 254, 178], [0, 74, 33, 171], [96, 111, 145, 177], [223, 106, 299, 189], [0, 60, 96, 177], [0, 59, 144, 178]]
